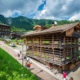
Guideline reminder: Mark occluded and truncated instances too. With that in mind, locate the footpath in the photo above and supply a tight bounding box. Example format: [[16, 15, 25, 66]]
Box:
[[0, 41, 70, 80]]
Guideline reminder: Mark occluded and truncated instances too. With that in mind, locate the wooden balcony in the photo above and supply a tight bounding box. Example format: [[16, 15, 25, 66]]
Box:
[[72, 32, 80, 38]]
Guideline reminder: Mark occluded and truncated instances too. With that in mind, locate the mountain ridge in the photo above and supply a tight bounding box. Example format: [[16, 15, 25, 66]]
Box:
[[0, 14, 79, 31], [0, 14, 53, 30]]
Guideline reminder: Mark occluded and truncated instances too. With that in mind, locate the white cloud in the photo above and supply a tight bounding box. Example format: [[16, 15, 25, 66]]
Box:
[[2, 10, 13, 17], [0, 0, 42, 17], [69, 13, 80, 21], [0, 0, 80, 20], [34, 0, 80, 20], [2, 10, 21, 17]]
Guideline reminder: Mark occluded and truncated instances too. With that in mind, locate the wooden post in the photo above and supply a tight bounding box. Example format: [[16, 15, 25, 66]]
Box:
[[52, 34, 54, 63]]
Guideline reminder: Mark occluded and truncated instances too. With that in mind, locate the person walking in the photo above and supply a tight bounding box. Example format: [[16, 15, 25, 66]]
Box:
[[62, 71, 67, 80], [26, 57, 30, 62], [17, 53, 20, 59], [20, 50, 21, 54], [27, 62, 32, 69]]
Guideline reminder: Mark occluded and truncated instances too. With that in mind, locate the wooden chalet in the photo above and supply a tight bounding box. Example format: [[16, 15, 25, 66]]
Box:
[[0, 24, 11, 38], [33, 25, 47, 31], [22, 22, 80, 70], [11, 32, 23, 39]]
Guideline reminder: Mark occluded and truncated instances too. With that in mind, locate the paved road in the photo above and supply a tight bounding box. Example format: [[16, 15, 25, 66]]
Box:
[[0, 41, 58, 80]]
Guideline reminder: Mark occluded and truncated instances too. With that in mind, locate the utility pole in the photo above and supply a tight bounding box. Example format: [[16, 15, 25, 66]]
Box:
[[22, 42, 24, 66]]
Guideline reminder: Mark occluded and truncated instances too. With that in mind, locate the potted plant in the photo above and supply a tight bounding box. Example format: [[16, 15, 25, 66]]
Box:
[[62, 42, 65, 45], [42, 41, 50, 44], [42, 54, 49, 59], [34, 52, 39, 56], [27, 51, 30, 54], [66, 56, 71, 60], [34, 41, 38, 44], [54, 41, 58, 44], [27, 41, 31, 44], [67, 42, 71, 44], [78, 56, 80, 60]]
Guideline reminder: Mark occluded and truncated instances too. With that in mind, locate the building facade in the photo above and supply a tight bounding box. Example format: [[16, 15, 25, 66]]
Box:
[[0, 24, 11, 38], [22, 22, 80, 71]]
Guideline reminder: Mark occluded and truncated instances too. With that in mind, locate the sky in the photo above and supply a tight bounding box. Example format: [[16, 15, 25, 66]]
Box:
[[0, 0, 80, 20]]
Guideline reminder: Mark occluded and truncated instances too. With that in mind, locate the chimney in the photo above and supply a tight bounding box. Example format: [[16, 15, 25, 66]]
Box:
[[52, 22, 55, 27], [52, 21, 57, 27]]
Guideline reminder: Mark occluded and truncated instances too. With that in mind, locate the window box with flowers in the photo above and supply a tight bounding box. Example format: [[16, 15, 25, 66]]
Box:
[[27, 41, 31, 44], [67, 42, 71, 45], [42, 54, 49, 59], [54, 41, 59, 44], [42, 41, 50, 45], [34, 41, 38, 44], [27, 51, 31, 54], [34, 52, 39, 56], [66, 56, 71, 60]]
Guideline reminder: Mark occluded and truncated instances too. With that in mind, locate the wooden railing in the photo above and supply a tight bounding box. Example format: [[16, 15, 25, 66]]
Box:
[[72, 32, 80, 38]]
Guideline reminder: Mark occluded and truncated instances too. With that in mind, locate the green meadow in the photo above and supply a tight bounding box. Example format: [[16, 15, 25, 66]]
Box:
[[0, 48, 38, 80]]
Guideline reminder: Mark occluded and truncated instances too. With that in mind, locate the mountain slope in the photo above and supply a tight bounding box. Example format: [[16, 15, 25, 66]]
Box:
[[0, 14, 79, 30], [0, 15, 54, 30]]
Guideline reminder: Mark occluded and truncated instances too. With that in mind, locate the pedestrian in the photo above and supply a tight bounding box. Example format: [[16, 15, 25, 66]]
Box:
[[27, 62, 32, 69], [20, 50, 21, 54], [18, 53, 20, 59], [69, 77, 73, 80], [26, 57, 30, 62], [24, 56, 26, 59], [62, 71, 67, 80]]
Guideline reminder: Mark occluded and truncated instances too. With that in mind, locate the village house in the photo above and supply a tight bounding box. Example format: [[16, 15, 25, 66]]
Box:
[[11, 32, 23, 39], [0, 24, 11, 38], [22, 22, 80, 72]]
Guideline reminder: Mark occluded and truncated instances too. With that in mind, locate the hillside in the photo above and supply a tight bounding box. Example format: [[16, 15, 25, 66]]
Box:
[[0, 14, 80, 31], [0, 14, 53, 30]]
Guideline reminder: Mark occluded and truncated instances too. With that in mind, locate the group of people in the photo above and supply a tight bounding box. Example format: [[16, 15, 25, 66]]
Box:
[[17, 51, 32, 69], [25, 57, 32, 69]]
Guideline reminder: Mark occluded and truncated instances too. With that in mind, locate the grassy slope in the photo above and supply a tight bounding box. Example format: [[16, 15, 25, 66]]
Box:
[[0, 48, 38, 80]]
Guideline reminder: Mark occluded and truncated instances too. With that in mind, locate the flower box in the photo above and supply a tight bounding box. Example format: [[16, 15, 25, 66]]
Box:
[[54, 41, 58, 44], [42, 41, 50, 44], [27, 41, 31, 43], [42, 54, 49, 58], [34, 41, 38, 44], [66, 56, 71, 60], [34, 52, 39, 56]]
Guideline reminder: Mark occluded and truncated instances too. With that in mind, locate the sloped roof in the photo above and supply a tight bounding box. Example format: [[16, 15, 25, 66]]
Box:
[[0, 24, 10, 27], [22, 22, 80, 37], [33, 25, 41, 29]]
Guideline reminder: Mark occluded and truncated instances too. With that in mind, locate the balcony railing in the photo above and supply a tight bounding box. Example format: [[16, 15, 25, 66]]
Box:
[[72, 32, 80, 38]]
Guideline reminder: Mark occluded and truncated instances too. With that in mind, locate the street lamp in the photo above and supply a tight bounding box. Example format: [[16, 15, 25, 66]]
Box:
[[22, 42, 24, 66]]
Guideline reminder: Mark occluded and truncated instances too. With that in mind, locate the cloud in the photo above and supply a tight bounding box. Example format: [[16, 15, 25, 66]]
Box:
[[0, 0, 80, 20], [68, 13, 80, 21], [0, 0, 42, 17], [34, 0, 80, 20], [33, 7, 55, 19]]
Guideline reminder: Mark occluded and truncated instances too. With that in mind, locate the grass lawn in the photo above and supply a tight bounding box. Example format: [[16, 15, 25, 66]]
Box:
[[0, 48, 38, 80]]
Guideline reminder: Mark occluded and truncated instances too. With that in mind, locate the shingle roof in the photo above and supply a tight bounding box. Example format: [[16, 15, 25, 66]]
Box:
[[22, 22, 79, 37], [0, 24, 10, 27]]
